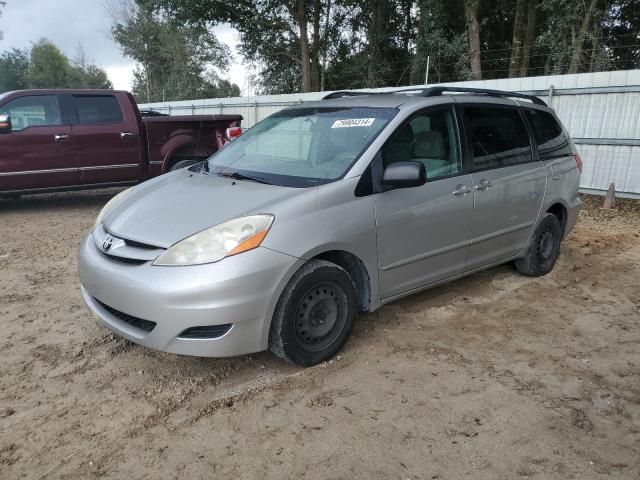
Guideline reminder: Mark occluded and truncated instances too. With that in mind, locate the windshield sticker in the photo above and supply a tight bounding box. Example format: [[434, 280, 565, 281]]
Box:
[[331, 118, 376, 128]]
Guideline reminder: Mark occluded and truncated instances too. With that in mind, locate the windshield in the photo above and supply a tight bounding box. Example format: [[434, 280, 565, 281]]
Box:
[[201, 106, 397, 187]]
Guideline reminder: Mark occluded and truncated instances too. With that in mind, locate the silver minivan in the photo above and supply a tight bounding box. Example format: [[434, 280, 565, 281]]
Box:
[[78, 87, 582, 366]]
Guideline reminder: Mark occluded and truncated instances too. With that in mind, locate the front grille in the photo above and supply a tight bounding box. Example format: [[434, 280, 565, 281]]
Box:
[[124, 238, 161, 250], [94, 298, 156, 333], [178, 324, 232, 339], [103, 253, 147, 265]]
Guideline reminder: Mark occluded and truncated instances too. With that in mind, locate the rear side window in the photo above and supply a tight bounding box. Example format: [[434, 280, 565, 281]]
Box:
[[73, 95, 123, 125], [0, 95, 62, 131], [463, 106, 531, 170], [524, 109, 573, 160]]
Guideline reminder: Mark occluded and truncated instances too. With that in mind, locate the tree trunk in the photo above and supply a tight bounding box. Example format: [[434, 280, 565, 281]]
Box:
[[509, 0, 527, 78], [465, 0, 482, 80], [569, 0, 599, 74], [310, 0, 321, 91], [320, 0, 332, 91], [402, 0, 412, 53], [518, 0, 538, 77], [367, 0, 390, 88], [292, 0, 312, 92]]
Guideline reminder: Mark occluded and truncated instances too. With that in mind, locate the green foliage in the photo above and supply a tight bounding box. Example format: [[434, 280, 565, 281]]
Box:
[[602, 0, 640, 70], [111, 3, 239, 102], [411, 0, 471, 84], [0, 48, 29, 92], [140, 0, 640, 94], [27, 39, 73, 88], [0, 39, 113, 92]]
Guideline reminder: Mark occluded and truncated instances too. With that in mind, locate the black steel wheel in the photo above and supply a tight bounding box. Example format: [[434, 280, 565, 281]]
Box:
[[293, 281, 348, 352], [269, 260, 357, 366], [515, 213, 562, 277]]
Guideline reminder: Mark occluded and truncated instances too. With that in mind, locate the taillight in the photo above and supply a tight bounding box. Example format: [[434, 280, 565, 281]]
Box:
[[226, 127, 243, 141], [574, 153, 583, 174]]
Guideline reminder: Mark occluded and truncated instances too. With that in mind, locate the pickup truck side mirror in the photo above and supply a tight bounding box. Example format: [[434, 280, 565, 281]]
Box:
[[0, 115, 11, 133], [381, 161, 427, 189]]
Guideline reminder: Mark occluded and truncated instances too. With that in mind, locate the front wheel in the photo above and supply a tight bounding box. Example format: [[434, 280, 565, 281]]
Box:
[[269, 260, 357, 367], [515, 213, 562, 277]]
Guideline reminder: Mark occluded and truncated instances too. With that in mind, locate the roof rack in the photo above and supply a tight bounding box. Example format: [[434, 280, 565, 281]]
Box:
[[322, 86, 546, 106], [418, 86, 547, 106], [322, 91, 377, 100]]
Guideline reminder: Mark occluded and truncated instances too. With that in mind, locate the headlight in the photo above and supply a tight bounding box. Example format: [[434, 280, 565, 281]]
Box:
[[93, 188, 131, 230], [153, 214, 275, 266]]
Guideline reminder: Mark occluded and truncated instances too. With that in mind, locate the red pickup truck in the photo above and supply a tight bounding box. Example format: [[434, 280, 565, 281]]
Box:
[[0, 89, 242, 196]]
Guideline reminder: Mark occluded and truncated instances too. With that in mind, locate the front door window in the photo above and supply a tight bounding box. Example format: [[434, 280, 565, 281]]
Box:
[[0, 95, 62, 131]]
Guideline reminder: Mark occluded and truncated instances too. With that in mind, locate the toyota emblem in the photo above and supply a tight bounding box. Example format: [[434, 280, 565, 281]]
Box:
[[102, 235, 114, 252]]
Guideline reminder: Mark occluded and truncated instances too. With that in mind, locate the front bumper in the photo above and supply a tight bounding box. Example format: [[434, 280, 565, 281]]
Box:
[[78, 233, 303, 357]]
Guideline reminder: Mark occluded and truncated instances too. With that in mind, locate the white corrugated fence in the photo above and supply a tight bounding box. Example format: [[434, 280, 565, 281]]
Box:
[[140, 70, 640, 198]]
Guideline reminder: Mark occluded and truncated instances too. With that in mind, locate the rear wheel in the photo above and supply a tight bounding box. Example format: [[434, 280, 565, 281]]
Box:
[[515, 213, 562, 277], [269, 260, 357, 367], [169, 159, 199, 172]]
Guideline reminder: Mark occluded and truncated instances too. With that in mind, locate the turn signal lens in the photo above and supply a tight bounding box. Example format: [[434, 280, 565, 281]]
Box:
[[228, 228, 270, 256]]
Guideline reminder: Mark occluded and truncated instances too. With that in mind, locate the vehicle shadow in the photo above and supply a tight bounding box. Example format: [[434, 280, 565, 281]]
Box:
[[0, 188, 125, 213]]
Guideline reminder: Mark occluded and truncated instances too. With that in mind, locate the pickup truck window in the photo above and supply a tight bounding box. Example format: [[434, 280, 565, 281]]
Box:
[[73, 95, 123, 125], [0, 95, 62, 131]]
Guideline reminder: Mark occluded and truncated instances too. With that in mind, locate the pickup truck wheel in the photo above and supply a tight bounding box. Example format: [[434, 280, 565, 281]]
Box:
[[169, 159, 198, 172], [269, 260, 357, 367], [515, 213, 562, 277]]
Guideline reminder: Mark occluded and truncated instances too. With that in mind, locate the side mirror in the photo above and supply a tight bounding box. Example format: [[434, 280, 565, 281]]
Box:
[[0, 115, 11, 133], [381, 161, 426, 189]]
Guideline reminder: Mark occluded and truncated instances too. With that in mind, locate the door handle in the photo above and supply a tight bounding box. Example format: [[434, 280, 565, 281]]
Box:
[[54, 134, 70, 142], [120, 132, 135, 139], [452, 185, 472, 196], [474, 179, 492, 191]]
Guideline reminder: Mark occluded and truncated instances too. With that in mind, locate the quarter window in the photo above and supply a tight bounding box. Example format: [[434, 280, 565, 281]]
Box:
[[0, 95, 62, 131], [73, 95, 123, 125], [382, 107, 462, 180], [463, 106, 531, 170], [524, 109, 573, 160]]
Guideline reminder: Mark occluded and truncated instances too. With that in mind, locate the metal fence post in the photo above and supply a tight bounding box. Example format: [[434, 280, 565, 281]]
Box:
[[547, 84, 555, 106], [254, 101, 258, 126]]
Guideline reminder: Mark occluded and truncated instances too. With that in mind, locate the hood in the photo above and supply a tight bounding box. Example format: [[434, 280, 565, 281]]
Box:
[[104, 170, 308, 248]]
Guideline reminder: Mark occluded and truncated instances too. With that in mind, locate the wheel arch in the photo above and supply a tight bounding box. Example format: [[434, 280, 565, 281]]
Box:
[[310, 250, 372, 313], [161, 137, 212, 172], [546, 201, 568, 236]]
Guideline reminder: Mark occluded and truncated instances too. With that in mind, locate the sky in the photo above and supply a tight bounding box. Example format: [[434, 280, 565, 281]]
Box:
[[0, 0, 249, 94]]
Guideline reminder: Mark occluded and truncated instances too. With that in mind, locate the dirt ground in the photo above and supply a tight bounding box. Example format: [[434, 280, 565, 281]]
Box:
[[0, 190, 639, 480]]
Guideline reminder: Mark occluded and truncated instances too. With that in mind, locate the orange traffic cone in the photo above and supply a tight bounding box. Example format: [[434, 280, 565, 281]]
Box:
[[602, 183, 616, 210]]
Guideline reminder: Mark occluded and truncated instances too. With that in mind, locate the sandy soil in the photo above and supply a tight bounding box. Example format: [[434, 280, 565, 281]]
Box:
[[0, 190, 639, 480]]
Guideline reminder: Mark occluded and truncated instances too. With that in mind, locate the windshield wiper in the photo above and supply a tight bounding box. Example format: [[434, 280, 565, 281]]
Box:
[[217, 171, 272, 185]]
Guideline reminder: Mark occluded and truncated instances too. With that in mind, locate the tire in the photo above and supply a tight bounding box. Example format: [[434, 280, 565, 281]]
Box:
[[169, 159, 198, 172], [515, 213, 562, 277], [269, 260, 358, 367]]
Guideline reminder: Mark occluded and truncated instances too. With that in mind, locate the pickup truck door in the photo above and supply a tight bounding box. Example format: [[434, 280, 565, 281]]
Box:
[[0, 94, 77, 192], [66, 93, 143, 185]]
